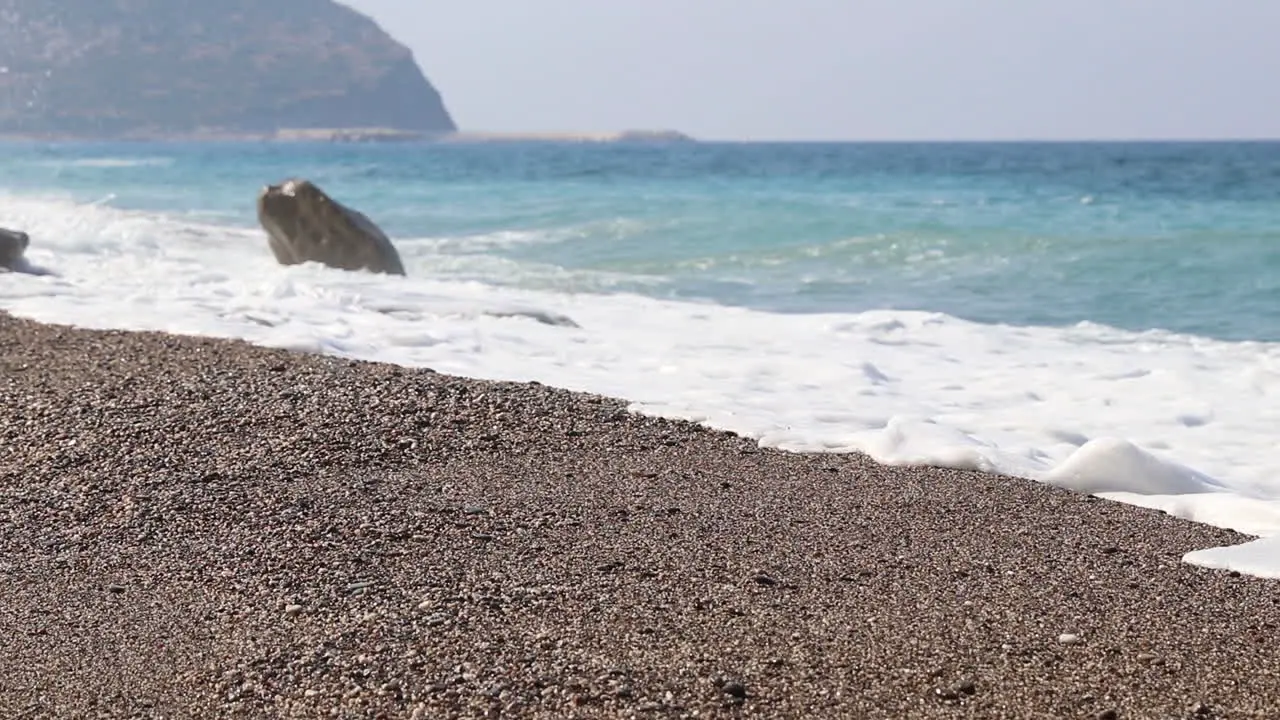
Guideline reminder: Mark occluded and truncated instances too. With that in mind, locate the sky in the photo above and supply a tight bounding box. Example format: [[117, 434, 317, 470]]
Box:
[[346, 0, 1280, 141]]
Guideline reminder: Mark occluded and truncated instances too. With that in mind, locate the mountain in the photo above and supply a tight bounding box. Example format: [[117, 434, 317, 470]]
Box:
[[0, 0, 457, 138]]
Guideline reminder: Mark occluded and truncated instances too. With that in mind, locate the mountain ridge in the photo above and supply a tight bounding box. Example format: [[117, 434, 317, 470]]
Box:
[[0, 0, 457, 138]]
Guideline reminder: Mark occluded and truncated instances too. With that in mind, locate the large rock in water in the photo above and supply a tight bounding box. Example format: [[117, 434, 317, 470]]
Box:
[[0, 228, 29, 271], [0, 0, 456, 138], [258, 179, 407, 276]]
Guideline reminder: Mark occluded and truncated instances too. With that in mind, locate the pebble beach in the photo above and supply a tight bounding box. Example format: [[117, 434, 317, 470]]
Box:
[[3, 312, 1280, 719]]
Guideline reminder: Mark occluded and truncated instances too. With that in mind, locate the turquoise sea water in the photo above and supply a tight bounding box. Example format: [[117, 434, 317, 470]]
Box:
[[5, 140, 1279, 341]]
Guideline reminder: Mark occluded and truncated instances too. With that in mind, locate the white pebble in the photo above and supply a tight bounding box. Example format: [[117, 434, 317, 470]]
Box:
[[1058, 633, 1082, 645]]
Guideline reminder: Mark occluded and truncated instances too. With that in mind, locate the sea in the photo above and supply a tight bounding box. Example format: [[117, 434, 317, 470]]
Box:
[[3, 140, 1280, 577]]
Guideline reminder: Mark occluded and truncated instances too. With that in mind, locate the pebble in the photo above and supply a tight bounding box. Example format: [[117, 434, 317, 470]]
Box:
[[1058, 633, 1083, 645], [284, 604, 304, 616], [721, 681, 748, 699]]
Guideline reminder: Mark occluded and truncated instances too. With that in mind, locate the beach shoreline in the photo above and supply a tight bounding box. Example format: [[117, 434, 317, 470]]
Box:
[[2, 311, 1279, 718]]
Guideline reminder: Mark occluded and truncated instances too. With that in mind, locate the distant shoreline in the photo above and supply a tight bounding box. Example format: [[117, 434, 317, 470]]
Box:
[[0, 128, 697, 145], [5, 132, 1279, 146]]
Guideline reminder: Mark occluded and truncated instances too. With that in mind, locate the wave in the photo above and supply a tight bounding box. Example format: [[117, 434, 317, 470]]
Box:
[[36, 157, 177, 169], [3, 192, 1280, 577]]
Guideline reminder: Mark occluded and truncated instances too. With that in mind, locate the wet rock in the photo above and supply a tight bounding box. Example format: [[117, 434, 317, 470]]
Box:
[[0, 228, 29, 271], [257, 179, 406, 276]]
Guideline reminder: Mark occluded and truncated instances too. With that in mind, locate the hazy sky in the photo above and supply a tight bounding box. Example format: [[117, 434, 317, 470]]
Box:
[[347, 0, 1280, 141]]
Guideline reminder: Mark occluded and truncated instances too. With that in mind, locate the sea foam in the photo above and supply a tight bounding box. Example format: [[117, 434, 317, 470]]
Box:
[[3, 192, 1280, 577]]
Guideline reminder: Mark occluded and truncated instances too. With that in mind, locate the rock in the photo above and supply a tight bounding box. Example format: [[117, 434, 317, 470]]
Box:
[[483, 309, 581, 329], [257, 179, 406, 276], [0, 228, 29, 271], [721, 681, 748, 700]]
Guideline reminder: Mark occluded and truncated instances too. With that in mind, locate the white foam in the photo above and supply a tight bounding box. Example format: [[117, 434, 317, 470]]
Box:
[[38, 157, 176, 169], [414, 218, 653, 253], [1185, 537, 1280, 579], [3, 193, 1279, 578]]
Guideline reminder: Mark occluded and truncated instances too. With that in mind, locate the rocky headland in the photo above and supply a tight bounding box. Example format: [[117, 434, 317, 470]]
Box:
[[0, 0, 456, 139]]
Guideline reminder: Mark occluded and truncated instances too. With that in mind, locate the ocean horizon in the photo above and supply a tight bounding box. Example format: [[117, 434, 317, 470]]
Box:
[[3, 139, 1279, 577]]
